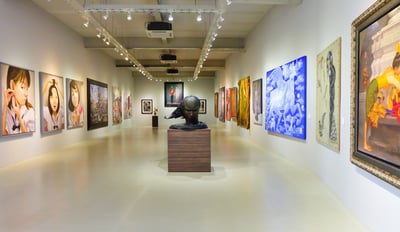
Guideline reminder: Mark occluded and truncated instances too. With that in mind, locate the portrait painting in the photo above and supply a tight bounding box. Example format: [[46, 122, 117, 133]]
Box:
[[351, 0, 400, 188], [237, 76, 250, 129], [141, 99, 153, 114], [164, 82, 184, 107], [87, 78, 108, 130], [225, 87, 231, 121], [112, 86, 122, 125], [39, 72, 65, 134], [199, 99, 207, 114], [265, 56, 307, 140], [1, 63, 35, 136], [66, 78, 84, 129], [230, 87, 238, 120], [219, 86, 225, 122], [124, 93, 132, 119], [252, 78, 263, 125], [316, 37, 341, 151]]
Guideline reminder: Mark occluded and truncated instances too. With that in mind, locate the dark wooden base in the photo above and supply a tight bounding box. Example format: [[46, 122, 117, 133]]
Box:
[[168, 129, 211, 172]]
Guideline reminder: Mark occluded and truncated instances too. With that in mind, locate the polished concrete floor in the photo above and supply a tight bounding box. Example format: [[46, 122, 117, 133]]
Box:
[[0, 125, 369, 232]]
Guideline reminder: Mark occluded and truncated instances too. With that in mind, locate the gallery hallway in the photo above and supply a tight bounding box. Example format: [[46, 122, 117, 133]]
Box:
[[0, 125, 369, 232]]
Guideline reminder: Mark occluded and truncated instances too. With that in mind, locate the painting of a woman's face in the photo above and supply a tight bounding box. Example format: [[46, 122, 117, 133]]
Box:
[[71, 86, 79, 108], [12, 78, 29, 107], [49, 87, 59, 113]]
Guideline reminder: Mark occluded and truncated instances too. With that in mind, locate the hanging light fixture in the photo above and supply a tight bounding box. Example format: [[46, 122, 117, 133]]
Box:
[[127, 11, 132, 21], [196, 12, 202, 22], [168, 12, 174, 22], [102, 10, 109, 20]]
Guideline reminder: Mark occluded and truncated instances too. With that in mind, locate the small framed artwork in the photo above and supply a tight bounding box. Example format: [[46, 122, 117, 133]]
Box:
[[252, 78, 263, 125], [39, 72, 65, 134], [1, 63, 36, 136], [66, 78, 84, 129], [199, 99, 207, 114], [112, 86, 122, 125], [214, 92, 218, 118], [87, 78, 108, 130], [164, 82, 184, 107], [351, 0, 400, 188], [141, 99, 153, 114]]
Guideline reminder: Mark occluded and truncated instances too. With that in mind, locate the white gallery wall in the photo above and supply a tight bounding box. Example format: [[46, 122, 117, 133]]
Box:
[[133, 77, 215, 128], [0, 0, 134, 167], [217, 0, 400, 231]]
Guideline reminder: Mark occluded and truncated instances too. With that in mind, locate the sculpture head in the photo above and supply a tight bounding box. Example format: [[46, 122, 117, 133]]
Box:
[[182, 95, 200, 125]]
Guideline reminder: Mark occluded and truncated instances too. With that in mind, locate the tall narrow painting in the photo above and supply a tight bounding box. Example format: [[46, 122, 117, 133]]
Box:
[[112, 86, 122, 125], [265, 56, 307, 140], [87, 78, 108, 130], [124, 93, 132, 119], [237, 76, 250, 129], [252, 78, 263, 125], [230, 87, 238, 120], [1, 63, 35, 136], [214, 92, 218, 118], [39, 72, 65, 134], [66, 78, 84, 129], [316, 37, 341, 152], [219, 86, 225, 122], [225, 87, 231, 121], [351, 0, 400, 188]]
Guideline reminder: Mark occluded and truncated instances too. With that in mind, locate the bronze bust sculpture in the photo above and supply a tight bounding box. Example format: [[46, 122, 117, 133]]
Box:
[[166, 95, 208, 130]]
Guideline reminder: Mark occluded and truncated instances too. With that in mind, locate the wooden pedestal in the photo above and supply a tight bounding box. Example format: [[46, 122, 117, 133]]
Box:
[[168, 129, 211, 172]]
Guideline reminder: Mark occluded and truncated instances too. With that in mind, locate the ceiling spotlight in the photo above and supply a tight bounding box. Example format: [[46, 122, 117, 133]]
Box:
[[168, 13, 173, 22], [127, 11, 132, 21], [83, 19, 89, 28], [96, 32, 101, 38], [103, 11, 109, 20], [196, 13, 202, 22], [226, 0, 232, 5]]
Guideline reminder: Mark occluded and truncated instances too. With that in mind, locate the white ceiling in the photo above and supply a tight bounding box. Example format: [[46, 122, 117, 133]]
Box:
[[31, 0, 302, 80]]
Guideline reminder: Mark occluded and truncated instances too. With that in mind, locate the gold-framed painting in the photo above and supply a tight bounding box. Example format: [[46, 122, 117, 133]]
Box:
[[316, 37, 341, 152], [237, 76, 250, 129], [351, 0, 400, 188]]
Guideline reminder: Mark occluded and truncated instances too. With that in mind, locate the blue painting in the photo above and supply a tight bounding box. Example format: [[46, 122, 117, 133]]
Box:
[[265, 56, 307, 140]]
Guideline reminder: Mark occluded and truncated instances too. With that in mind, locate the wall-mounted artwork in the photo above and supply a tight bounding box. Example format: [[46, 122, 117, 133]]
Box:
[[66, 78, 84, 129], [164, 82, 184, 107], [351, 0, 400, 188], [237, 76, 250, 129], [112, 86, 122, 125], [225, 87, 231, 121], [317, 37, 341, 151], [214, 92, 218, 118], [265, 56, 307, 140], [219, 86, 225, 122], [39, 72, 65, 134], [1, 63, 35, 136], [230, 87, 238, 120], [141, 99, 153, 114], [124, 94, 132, 119], [87, 78, 108, 130], [252, 78, 263, 125], [199, 99, 207, 114]]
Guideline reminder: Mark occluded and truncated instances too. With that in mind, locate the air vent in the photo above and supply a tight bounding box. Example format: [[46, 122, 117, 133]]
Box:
[[146, 22, 173, 39], [166, 68, 179, 75], [160, 54, 177, 64]]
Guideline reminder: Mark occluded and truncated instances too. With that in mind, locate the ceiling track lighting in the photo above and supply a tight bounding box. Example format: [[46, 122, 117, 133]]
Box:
[[168, 13, 174, 22], [127, 11, 132, 21], [102, 10, 109, 20], [196, 13, 202, 22]]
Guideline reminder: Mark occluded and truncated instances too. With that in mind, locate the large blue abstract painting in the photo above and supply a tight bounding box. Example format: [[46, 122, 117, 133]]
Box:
[[265, 56, 307, 140]]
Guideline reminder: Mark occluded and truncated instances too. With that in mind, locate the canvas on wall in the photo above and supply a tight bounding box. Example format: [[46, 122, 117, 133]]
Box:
[[237, 76, 250, 129], [316, 37, 341, 152], [124, 93, 132, 119], [1, 63, 35, 136], [112, 86, 122, 125], [265, 56, 307, 140], [225, 87, 231, 121], [219, 86, 225, 122], [66, 78, 84, 129], [39, 72, 65, 134], [87, 78, 108, 130], [230, 87, 238, 120], [252, 78, 263, 125]]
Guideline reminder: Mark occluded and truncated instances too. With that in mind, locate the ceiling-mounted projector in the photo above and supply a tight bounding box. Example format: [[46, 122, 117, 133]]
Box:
[[160, 54, 177, 64], [146, 21, 173, 39], [166, 68, 179, 75]]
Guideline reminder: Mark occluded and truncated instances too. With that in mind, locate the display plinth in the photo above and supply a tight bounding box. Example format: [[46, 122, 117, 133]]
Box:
[[168, 129, 211, 172], [152, 116, 158, 127]]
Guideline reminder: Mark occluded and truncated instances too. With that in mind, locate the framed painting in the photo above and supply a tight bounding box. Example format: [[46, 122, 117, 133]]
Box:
[[214, 92, 218, 118], [164, 82, 184, 107], [39, 72, 65, 134], [230, 87, 238, 120], [199, 99, 207, 114], [66, 78, 84, 129], [219, 86, 225, 122], [1, 63, 35, 136], [112, 86, 122, 125], [237, 76, 250, 129], [265, 56, 307, 140], [124, 93, 132, 119], [225, 87, 231, 121], [316, 37, 341, 152], [87, 78, 108, 130], [141, 99, 153, 114], [351, 0, 400, 188], [252, 78, 263, 125]]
